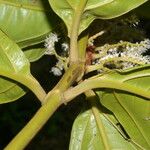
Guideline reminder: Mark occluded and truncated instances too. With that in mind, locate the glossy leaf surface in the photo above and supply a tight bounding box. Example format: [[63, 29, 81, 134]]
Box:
[[49, 0, 147, 36], [96, 66, 150, 149], [0, 30, 30, 104], [102, 65, 150, 99], [0, 0, 58, 48], [69, 109, 137, 150], [24, 48, 46, 62]]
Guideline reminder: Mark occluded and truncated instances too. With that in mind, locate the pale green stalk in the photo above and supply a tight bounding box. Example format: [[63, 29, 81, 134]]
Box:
[[69, 0, 88, 63], [5, 1, 89, 149], [0, 70, 46, 102], [86, 56, 146, 73], [64, 78, 150, 102], [4, 63, 85, 150], [78, 32, 89, 62], [5, 90, 61, 150], [85, 90, 111, 150]]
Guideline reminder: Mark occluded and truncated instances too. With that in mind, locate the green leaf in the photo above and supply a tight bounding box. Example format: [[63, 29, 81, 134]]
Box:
[[96, 66, 150, 149], [0, 29, 30, 104], [102, 65, 150, 99], [49, 0, 147, 36], [24, 48, 46, 62], [68, 65, 150, 101], [69, 109, 138, 150], [97, 91, 150, 149], [0, 0, 58, 48]]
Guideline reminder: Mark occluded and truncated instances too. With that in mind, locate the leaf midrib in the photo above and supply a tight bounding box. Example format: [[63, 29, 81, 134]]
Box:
[[80, 112, 91, 150], [0, 42, 17, 73], [113, 92, 150, 147]]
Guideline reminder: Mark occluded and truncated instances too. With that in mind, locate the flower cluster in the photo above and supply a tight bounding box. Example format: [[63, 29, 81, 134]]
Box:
[[44, 33, 59, 55], [87, 39, 150, 73], [44, 33, 69, 76], [51, 60, 64, 76]]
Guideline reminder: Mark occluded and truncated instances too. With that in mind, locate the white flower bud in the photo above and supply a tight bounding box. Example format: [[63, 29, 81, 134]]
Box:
[[44, 33, 59, 55], [51, 67, 62, 76], [62, 43, 69, 51]]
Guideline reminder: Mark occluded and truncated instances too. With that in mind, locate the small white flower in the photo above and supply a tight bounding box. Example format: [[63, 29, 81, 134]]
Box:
[[50, 60, 65, 76], [51, 67, 62, 76], [132, 21, 139, 27], [44, 33, 59, 55], [93, 39, 150, 72], [97, 69, 104, 74], [100, 53, 118, 61], [122, 62, 135, 69], [62, 43, 69, 51]]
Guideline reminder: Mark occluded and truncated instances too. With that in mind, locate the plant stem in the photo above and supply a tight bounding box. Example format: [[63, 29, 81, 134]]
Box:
[[86, 55, 146, 73], [0, 70, 46, 102], [78, 32, 89, 62], [5, 1, 89, 148], [4, 90, 61, 150], [85, 90, 111, 150], [69, 0, 88, 63], [52, 64, 84, 92], [64, 77, 150, 102], [4, 63, 84, 149], [49, 33, 88, 95]]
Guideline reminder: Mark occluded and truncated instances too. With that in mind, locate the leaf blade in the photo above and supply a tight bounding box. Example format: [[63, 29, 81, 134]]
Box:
[[0, 0, 58, 48], [49, 0, 148, 36], [24, 48, 46, 62], [96, 75, 150, 149], [69, 109, 138, 150], [0, 29, 30, 103], [94, 66, 150, 147]]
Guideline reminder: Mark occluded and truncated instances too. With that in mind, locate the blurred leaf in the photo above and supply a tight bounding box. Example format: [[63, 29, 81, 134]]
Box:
[[0, 30, 30, 104], [0, 0, 59, 48], [69, 109, 137, 150], [135, 1, 150, 19], [49, 0, 147, 36], [24, 48, 46, 62]]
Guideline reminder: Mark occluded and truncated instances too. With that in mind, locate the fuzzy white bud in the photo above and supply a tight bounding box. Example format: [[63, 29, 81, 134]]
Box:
[[44, 33, 59, 55], [51, 67, 62, 76]]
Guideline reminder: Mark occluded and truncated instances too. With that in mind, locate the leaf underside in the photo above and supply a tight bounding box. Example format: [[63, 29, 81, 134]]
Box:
[[49, 0, 148, 36], [0, 30, 30, 104], [24, 48, 46, 62], [69, 109, 138, 150], [0, 0, 58, 48], [96, 90, 150, 149], [95, 65, 150, 149]]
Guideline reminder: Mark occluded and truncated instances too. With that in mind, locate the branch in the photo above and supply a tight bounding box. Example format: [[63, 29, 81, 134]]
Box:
[[64, 77, 150, 103], [4, 90, 61, 150], [0, 70, 46, 103], [69, 0, 88, 63], [4, 1, 89, 148], [4, 63, 84, 149]]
